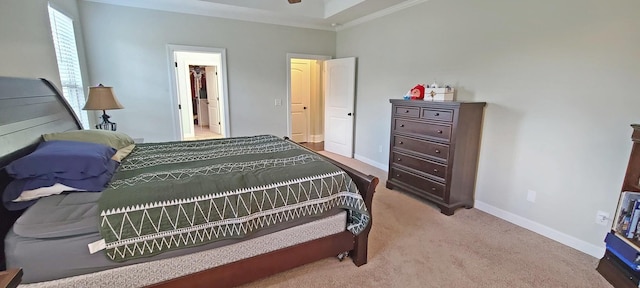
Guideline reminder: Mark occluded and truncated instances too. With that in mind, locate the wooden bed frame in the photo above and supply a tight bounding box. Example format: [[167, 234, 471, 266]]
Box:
[[0, 77, 378, 287]]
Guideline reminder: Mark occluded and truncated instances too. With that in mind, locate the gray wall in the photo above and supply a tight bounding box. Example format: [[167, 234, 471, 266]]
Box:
[[0, 0, 93, 127], [0, 0, 87, 90], [337, 0, 640, 252], [78, 2, 336, 142]]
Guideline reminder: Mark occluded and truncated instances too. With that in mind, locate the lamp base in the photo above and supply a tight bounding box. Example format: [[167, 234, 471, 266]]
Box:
[[96, 110, 117, 131]]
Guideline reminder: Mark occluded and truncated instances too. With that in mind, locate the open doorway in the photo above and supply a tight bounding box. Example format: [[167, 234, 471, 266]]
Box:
[[287, 54, 357, 157], [185, 65, 223, 140], [168, 45, 230, 141], [287, 54, 330, 152]]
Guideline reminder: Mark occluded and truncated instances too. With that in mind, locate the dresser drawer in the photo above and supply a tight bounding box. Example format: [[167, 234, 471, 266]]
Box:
[[421, 108, 453, 122], [390, 167, 445, 199], [393, 135, 449, 162], [394, 106, 420, 118], [393, 119, 451, 141], [392, 152, 446, 180]]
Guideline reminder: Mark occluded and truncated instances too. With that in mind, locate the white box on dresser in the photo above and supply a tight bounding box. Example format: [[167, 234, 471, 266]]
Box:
[[424, 87, 454, 101]]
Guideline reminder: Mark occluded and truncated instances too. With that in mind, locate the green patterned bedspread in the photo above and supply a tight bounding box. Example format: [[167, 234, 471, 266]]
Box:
[[98, 135, 369, 262]]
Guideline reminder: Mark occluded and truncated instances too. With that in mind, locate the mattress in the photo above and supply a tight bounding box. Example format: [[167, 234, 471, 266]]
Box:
[[5, 192, 346, 284]]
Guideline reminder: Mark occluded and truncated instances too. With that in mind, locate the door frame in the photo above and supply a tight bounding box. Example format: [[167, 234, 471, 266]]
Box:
[[286, 53, 331, 141], [167, 45, 231, 140]]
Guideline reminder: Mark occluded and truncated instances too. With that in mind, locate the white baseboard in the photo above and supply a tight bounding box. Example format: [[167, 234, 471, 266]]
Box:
[[309, 134, 324, 143], [474, 201, 605, 259], [354, 154, 388, 171], [348, 155, 606, 258]]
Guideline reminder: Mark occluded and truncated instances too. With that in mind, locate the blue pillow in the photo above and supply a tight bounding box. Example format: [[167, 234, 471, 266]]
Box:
[[2, 161, 118, 211], [6, 140, 117, 180]]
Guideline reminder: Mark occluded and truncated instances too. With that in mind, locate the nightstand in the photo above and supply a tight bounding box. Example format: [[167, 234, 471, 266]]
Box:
[[0, 268, 22, 288]]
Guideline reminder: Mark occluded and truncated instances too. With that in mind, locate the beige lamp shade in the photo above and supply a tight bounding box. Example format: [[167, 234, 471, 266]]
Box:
[[82, 84, 124, 110]]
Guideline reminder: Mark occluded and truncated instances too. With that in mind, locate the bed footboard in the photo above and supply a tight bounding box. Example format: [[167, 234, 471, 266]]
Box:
[[150, 142, 379, 287], [283, 138, 378, 265], [320, 154, 378, 266]]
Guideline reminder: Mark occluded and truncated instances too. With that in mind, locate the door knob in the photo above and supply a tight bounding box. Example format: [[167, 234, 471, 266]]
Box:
[[303, 107, 307, 110], [347, 113, 352, 116]]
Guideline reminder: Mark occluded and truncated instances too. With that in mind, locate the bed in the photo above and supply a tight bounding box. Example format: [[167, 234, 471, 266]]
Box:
[[0, 76, 378, 287]]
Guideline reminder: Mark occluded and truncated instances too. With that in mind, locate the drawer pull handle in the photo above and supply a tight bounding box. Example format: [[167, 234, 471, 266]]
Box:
[[397, 158, 402, 161], [431, 187, 437, 191], [433, 169, 438, 173], [396, 174, 401, 177], [400, 124, 405, 127], [437, 130, 443, 134], [399, 141, 404, 144], [405, 110, 410, 113], [435, 113, 440, 116], [435, 149, 440, 153]]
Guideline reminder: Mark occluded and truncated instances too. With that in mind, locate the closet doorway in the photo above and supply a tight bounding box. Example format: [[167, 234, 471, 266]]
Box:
[[287, 54, 331, 151], [187, 65, 222, 140], [168, 45, 230, 141], [287, 54, 357, 157]]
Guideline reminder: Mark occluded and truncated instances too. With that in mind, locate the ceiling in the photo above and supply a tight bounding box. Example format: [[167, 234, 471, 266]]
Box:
[[83, 0, 427, 30]]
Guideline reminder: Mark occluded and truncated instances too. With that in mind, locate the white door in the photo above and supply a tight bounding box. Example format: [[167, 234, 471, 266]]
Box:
[[175, 53, 194, 138], [290, 60, 311, 143], [205, 66, 221, 134], [324, 57, 356, 157]]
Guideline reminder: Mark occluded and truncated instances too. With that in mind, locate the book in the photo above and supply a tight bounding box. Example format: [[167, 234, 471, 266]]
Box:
[[628, 201, 640, 238], [614, 191, 640, 234], [605, 232, 640, 270]]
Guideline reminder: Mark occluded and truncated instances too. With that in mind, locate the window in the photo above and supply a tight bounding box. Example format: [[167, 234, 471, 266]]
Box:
[[48, 5, 89, 128]]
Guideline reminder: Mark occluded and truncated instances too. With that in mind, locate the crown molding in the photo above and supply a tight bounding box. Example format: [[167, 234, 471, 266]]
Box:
[[337, 0, 428, 31], [83, 0, 336, 31], [82, 0, 428, 32]]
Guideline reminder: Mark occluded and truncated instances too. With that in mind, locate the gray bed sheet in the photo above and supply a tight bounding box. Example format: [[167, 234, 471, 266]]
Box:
[[5, 192, 344, 284]]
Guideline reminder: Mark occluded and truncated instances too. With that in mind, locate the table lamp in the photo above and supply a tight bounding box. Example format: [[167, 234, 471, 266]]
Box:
[[82, 84, 124, 131]]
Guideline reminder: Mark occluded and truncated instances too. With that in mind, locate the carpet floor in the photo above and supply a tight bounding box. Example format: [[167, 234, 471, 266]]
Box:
[[241, 151, 612, 288]]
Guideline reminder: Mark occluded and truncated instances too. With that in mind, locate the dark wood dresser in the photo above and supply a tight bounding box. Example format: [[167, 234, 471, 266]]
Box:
[[386, 100, 486, 215]]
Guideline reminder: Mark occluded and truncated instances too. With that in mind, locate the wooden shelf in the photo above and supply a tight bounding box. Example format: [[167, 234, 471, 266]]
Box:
[[0, 268, 22, 288], [598, 124, 640, 286]]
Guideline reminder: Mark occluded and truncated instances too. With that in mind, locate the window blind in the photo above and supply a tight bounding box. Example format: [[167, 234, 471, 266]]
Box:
[[48, 5, 89, 128]]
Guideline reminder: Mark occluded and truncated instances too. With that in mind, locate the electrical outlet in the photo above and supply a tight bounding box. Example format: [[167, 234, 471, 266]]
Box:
[[274, 99, 282, 106], [596, 211, 610, 226], [526, 190, 536, 203]]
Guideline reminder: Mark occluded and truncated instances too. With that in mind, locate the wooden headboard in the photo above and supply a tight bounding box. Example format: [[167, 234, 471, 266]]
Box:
[[0, 76, 82, 269]]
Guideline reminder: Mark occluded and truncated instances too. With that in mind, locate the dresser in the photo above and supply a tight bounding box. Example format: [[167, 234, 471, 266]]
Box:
[[386, 100, 486, 215]]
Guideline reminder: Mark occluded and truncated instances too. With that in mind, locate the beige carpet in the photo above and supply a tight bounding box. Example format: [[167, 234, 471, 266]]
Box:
[[241, 151, 612, 288]]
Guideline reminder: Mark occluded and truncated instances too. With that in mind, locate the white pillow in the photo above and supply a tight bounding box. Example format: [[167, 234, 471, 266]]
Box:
[[12, 183, 84, 202]]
